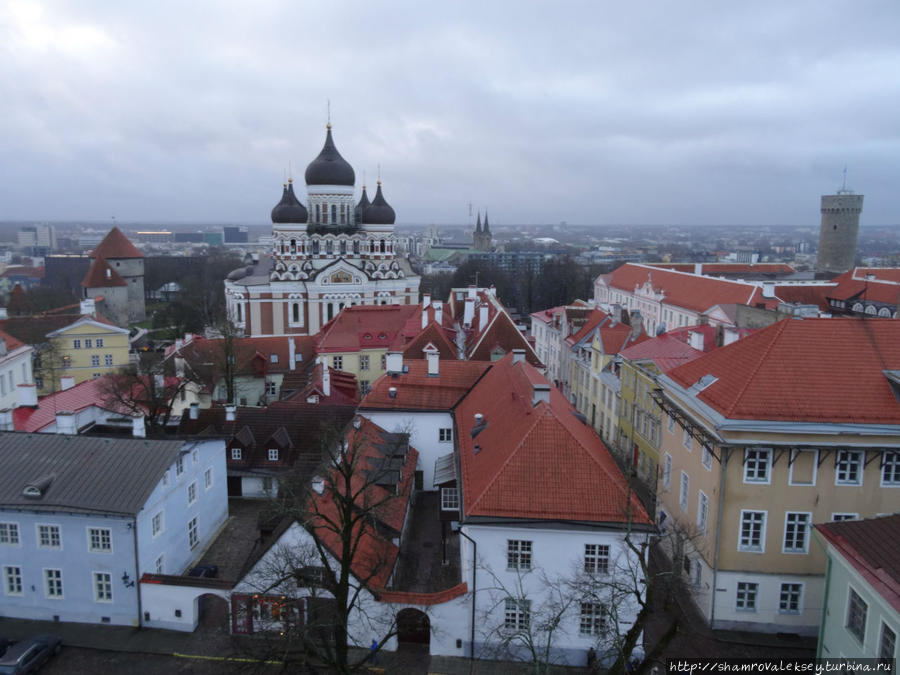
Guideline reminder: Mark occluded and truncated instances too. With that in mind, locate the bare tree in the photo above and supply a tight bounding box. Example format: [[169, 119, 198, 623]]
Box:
[[239, 418, 415, 674]]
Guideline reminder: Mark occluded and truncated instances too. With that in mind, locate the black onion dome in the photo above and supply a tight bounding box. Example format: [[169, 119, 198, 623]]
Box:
[[355, 185, 371, 223], [363, 181, 396, 225], [271, 181, 309, 223], [305, 125, 355, 186]]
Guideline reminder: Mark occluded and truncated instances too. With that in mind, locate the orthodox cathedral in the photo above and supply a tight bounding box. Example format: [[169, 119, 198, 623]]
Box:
[[224, 124, 421, 337]]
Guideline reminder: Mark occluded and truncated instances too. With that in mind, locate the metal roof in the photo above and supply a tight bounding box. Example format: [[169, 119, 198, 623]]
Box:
[[433, 453, 456, 487], [0, 432, 185, 516]]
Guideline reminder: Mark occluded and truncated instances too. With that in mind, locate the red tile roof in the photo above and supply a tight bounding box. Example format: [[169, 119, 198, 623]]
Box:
[[668, 318, 900, 423], [360, 359, 490, 411], [90, 226, 143, 259], [605, 263, 780, 313], [647, 262, 796, 276], [13, 376, 137, 432], [316, 305, 420, 353], [773, 284, 832, 310], [0, 328, 26, 353], [826, 268, 900, 305], [456, 353, 650, 524], [816, 515, 900, 614], [402, 321, 457, 361], [81, 256, 128, 288], [280, 362, 360, 406]]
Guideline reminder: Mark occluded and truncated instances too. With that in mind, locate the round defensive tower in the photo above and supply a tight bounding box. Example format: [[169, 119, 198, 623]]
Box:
[[816, 189, 863, 276]]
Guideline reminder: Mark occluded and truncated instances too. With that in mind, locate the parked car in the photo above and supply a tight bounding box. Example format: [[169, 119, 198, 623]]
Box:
[[188, 563, 218, 578], [0, 634, 61, 674]]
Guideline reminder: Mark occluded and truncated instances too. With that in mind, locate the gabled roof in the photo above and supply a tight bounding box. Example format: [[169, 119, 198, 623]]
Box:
[[826, 268, 900, 305], [81, 255, 128, 288], [593, 320, 651, 355], [816, 515, 900, 614], [455, 353, 650, 524], [316, 305, 420, 353], [458, 290, 541, 366], [280, 362, 360, 406], [13, 376, 139, 433], [0, 328, 26, 353], [0, 432, 183, 515], [360, 358, 490, 411], [402, 321, 457, 361], [90, 226, 143, 259], [603, 263, 780, 313], [773, 284, 832, 310], [668, 318, 900, 424]]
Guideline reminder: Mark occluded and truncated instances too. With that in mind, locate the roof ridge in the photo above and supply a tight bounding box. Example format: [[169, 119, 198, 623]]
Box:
[[723, 318, 790, 418]]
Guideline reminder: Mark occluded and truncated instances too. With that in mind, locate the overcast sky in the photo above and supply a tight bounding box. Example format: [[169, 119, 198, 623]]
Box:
[[2, 1, 898, 227]]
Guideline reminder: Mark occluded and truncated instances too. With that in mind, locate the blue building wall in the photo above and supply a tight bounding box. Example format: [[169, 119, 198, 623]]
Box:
[[0, 510, 139, 626], [136, 439, 228, 578]]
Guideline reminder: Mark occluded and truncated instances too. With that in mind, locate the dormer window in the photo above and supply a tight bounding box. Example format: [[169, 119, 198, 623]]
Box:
[[268, 449, 279, 462], [270, 354, 278, 364], [231, 448, 242, 461]]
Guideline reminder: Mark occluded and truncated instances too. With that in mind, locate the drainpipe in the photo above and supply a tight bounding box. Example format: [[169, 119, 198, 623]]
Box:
[[455, 527, 477, 660], [133, 515, 142, 628], [814, 536, 832, 659], [709, 447, 729, 629]]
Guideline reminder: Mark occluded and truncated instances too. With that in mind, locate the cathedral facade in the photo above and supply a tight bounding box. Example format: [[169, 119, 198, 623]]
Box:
[[224, 125, 420, 337]]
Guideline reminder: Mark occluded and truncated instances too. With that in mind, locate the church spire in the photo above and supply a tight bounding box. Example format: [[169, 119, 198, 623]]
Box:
[[475, 211, 482, 233], [483, 210, 491, 234]]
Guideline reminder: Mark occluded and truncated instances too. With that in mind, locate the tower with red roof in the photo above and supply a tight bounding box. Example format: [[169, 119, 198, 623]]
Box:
[[82, 227, 145, 326]]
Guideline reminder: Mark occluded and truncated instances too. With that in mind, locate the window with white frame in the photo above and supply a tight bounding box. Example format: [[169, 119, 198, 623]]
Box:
[[439, 428, 452, 442], [846, 587, 867, 644], [96, 338, 103, 347], [4, 566, 22, 595], [0, 522, 19, 545], [266, 381, 277, 396], [880, 622, 896, 662], [88, 527, 112, 552], [151, 511, 164, 537], [679, 471, 689, 512], [440, 487, 459, 511], [743, 448, 771, 483], [73, 339, 81, 349], [507, 540, 532, 570], [836, 450, 863, 485], [360, 355, 370, 371], [94, 571, 112, 602], [176, 456, 184, 476], [739, 510, 766, 552], [162, 470, 169, 487], [584, 544, 610, 574], [779, 583, 802, 614], [192, 449, 199, 464], [104, 354, 113, 366], [663, 454, 672, 490], [187, 481, 197, 505], [831, 513, 858, 522], [579, 602, 606, 635], [91, 355, 100, 367], [268, 448, 279, 461], [85, 339, 92, 348], [504, 598, 530, 631], [701, 446, 712, 470], [155, 555, 164, 575], [38, 524, 61, 549], [332, 355, 343, 370], [698, 491, 709, 534], [44, 568, 63, 598], [231, 447, 242, 461], [783, 512, 811, 553], [683, 428, 692, 451], [205, 468, 212, 490], [735, 581, 758, 611], [188, 517, 199, 549], [360, 380, 370, 395], [882, 451, 900, 486]]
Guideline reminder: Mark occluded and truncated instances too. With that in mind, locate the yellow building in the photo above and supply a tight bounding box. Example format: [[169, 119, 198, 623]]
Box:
[[44, 316, 130, 393], [653, 318, 900, 637]]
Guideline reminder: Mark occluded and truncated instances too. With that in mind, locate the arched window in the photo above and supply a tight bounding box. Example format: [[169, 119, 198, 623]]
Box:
[[353, 240, 360, 255], [315, 204, 321, 223], [292, 303, 300, 323], [290, 239, 296, 253], [380, 239, 386, 253], [331, 204, 337, 223], [865, 305, 877, 315], [340, 240, 346, 255], [312, 240, 320, 255], [326, 240, 333, 255], [852, 302, 864, 313], [879, 307, 892, 317]]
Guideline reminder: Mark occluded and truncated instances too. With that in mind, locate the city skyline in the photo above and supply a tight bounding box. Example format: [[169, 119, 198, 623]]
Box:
[[2, 1, 899, 226]]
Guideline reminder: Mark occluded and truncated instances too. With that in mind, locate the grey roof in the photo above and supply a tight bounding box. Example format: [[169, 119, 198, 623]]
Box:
[[271, 181, 309, 224], [0, 432, 185, 516], [364, 182, 396, 225], [433, 452, 456, 486], [305, 126, 355, 187]]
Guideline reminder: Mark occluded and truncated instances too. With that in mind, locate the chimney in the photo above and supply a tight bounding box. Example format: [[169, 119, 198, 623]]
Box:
[[353, 416, 362, 429], [723, 327, 740, 346], [288, 337, 296, 371], [512, 349, 526, 365], [687, 330, 705, 351], [321, 360, 331, 397], [17, 384, 37, 407], [762, 282, 775, 298], [463, 298, 475, 327], [312, 476, 325, 495], [532, 383, 551, 406], [389, 386, 397, 399], [467, 286, 477, 300], [433, 301, 443, 324], [866, 273, 876, 281], [694, 263, 702, 275], [55, 411, 77, 435], [385, 351, 403, 374], [175, 356, 185, 378], [423, 293, 431, 308], [479, 304, 488, 327], [474, 413, 483, 425], [132, 416, 146, 438], [80, 298, 96, 317], [426, 349, 439, 376], [175, 338, 183, 350], [105, 268, 112, 279], [60, 376, 75, 391], [630, 311, 644, 339], [189, 402, 199, 420], [421, 306, 428, 330], [0, 409, 13, 431], [225, 405, 236, 421]]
